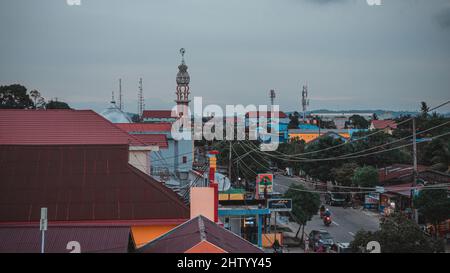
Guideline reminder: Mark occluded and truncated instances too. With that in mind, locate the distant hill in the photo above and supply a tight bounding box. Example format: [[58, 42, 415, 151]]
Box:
[[284, 109, 449, 119]]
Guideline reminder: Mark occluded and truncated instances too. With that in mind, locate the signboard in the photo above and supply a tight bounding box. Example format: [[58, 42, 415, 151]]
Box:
[[375, 186, 385, 193], [40, 207, 48, 231], [268, 199, 292, 212], [256, 173, 273, 197]]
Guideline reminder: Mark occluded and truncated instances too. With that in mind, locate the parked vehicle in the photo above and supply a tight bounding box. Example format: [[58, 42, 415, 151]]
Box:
[[325, 191, 346, 206], [335, 242, 352, 253], [308, 230, 335, 251]]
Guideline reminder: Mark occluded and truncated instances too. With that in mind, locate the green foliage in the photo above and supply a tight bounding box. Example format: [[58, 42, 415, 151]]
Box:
[[352, 165, 379, 187], [29, 90, 46, 109], [46, 100, 71, 109], [420, 101, 430, 119], [288, 112, 300, 129], [284, 184, 321, 225], [331, 162, 359, 186], [350, 213, 445, 253], [214, 140, 269, 183], [0, 84, 34, 109], [349, 114, 370, 129], [301, 136, 351, 182], [0, 84, 72, 110], [350, 130, 411, 167], [268, 139, 305, 174], [414, 189, 450, 228]]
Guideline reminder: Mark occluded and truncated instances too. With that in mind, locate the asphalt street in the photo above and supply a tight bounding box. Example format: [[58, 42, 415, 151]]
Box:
[[273, 175, 380, 244]]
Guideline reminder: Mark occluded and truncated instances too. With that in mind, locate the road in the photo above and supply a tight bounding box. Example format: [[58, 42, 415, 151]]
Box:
[[273, 175, 380, 244]]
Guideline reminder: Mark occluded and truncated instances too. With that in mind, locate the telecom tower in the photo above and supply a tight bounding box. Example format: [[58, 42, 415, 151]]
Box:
[[118, 78, 123, 111], [301, 84, 309, 122], [138, 78, 144, 118], [269, 89, 276, 108]]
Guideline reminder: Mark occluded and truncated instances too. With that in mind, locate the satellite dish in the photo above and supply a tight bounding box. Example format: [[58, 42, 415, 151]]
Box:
[[215, 173, 231, 191]]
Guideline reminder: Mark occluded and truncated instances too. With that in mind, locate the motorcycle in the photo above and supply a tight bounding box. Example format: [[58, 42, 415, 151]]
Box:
[[323, 215, 332, 226]]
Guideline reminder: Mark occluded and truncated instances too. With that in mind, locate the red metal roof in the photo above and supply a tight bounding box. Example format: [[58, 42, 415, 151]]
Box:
[[378, 164, 428, 183], [0, 145, 190, 223], [142, 110, 175, 119], [132, 134, 168, 148], [115, 123, 173, 133], [371, 120, 398, 130], [245, 111, 288, 119], [138, 215, 263, 253], [0, 109, 143, 146], [0, 226, 131, 253]]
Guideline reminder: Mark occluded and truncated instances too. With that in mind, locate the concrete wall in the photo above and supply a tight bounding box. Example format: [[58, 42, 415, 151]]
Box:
[[129, 150, 150, 175]]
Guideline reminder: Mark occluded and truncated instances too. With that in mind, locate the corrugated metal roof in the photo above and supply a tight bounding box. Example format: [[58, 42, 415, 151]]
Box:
[[142, 110, 175, 119], [0, 226, 131, 253], [115, 123, 173, 133], [0, 109, 141, 145], [138, 215, 263, 253], [0, 145, 190, 222], [245, 111, 288, 119], [132, 134, 168, 148], [371, 120, 398, 130]]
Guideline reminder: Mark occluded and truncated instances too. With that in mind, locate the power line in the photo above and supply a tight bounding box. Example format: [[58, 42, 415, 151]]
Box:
[[250, 100, 450, 159], [239, 123, 450, 163]]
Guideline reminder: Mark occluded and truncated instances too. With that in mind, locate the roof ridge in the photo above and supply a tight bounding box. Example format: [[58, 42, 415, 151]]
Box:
[[198, 215, 206, 241]]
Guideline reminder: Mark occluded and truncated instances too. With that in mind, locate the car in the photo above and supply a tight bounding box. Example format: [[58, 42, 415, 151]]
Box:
[[335, 242, 352, 253], [308, 230, 335, 251], [325, 191, 347, 206]]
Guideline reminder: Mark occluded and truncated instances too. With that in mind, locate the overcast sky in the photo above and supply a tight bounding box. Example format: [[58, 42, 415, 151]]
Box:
[[1, 0, 450, 113]]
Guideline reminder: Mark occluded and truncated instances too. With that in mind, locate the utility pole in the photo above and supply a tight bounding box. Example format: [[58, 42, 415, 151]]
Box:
[[228, 141, 232, 184], [412, 117, 418, 223], [40, 207, 48, 254], [118, 78, 123, 111]]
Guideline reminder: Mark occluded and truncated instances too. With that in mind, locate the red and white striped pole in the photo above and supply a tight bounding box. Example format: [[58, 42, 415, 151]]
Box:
[[208, 150, 219, 223]]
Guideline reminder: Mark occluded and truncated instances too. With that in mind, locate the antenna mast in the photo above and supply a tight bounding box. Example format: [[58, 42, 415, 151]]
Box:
[[138, 78, 144, 118], [269, 89, 276, 107], [301, 84, 309, 122], [118, 78, 123, 110]]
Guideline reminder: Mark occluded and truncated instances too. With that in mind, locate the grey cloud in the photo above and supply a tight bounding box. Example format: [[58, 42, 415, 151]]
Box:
[[436, 7, 450, 29]]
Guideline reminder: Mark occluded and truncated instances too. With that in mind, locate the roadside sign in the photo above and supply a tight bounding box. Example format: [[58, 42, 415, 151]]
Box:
[[375, 186, 384, 193], [256, 173, 273, 197], [268, 198, 292, 212], [40, 207, 48, 231]]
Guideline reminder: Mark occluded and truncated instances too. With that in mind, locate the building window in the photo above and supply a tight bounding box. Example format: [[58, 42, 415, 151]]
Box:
[[182, 156, 187, 163]]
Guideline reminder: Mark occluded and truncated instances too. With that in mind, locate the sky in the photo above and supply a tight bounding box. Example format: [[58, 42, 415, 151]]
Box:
[[1, 0, 450, 114]]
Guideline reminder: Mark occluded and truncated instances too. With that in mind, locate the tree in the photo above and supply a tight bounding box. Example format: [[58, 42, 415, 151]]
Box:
[[349, 114, 370, 129], [268, 139, 305, 174], [352, 166, 379, 187], [284, 184, 321, 242], [46, 100, 71, 109], [29, 90, 46, 109], [350, 213, 445, 253], [350, 130, 411, 167], [301, 136, 351, 182], [332, 162, 359, 187], [288, 112, 300, 129], [420, 101, 430, 119], [414, 189, 450, 238], [0, 84, 34, 109]]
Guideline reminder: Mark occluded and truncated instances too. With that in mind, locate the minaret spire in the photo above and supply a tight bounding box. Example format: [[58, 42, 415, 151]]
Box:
[[175, 48, 191, 117]]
